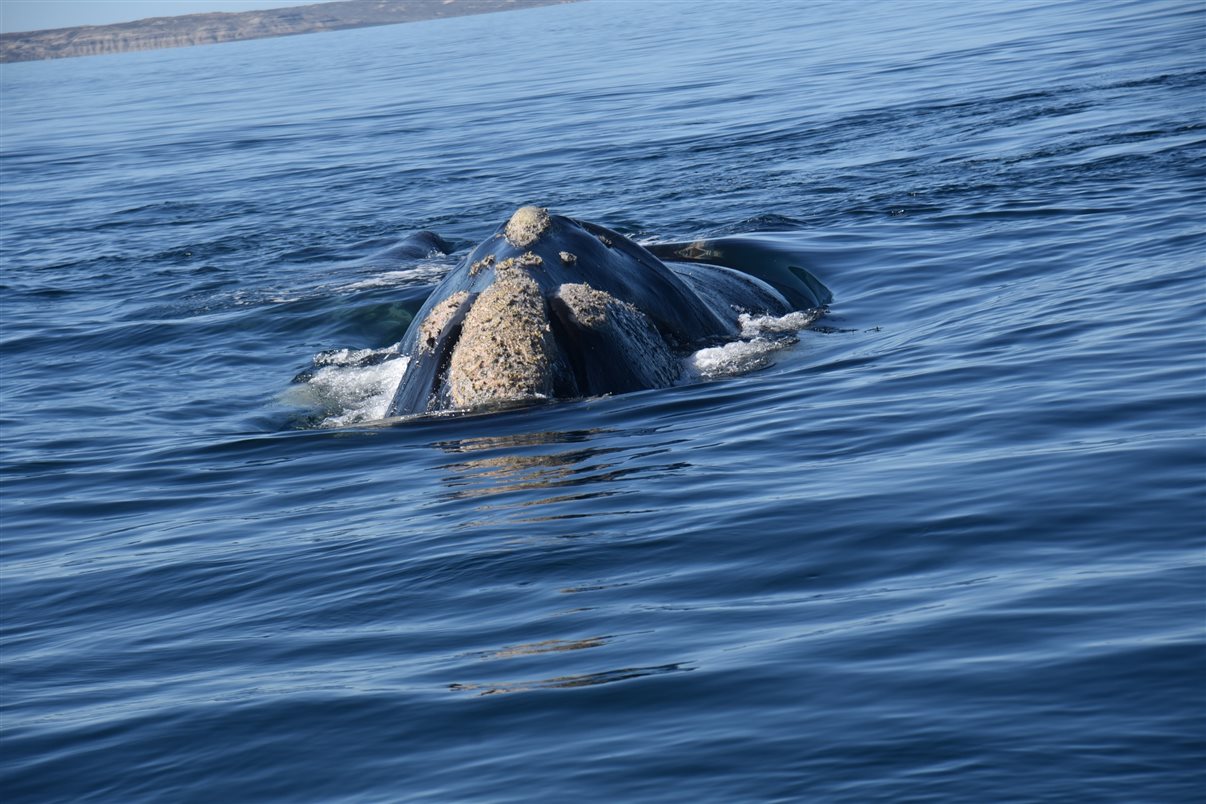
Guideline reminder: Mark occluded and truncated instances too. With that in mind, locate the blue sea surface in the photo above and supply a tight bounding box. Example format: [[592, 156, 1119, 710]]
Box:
[[2, 0, 1204, 800]]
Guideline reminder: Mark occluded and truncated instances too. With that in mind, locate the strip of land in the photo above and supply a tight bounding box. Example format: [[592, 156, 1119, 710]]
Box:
[[0, 0, 577, 63]]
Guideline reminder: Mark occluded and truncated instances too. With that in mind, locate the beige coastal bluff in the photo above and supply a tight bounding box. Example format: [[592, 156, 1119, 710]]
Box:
[[0, 0, 579, 63]]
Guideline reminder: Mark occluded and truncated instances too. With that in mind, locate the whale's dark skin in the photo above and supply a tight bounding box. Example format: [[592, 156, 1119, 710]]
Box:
[[386, 207, 830, 417]]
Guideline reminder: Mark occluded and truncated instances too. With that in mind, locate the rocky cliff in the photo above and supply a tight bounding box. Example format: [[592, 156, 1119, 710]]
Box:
[[0, 0, 576, 63]]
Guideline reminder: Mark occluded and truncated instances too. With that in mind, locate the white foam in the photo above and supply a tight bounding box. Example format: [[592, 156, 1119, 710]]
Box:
[[312, 346, 386, 367], [685, 309, 821, 381], [686, 338, 782, 379], [285, 348, 410, 427], [738, 309, 822, 338]]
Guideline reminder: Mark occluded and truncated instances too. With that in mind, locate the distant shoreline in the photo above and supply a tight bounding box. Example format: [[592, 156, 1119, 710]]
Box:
[[0, 0, 579, 64]]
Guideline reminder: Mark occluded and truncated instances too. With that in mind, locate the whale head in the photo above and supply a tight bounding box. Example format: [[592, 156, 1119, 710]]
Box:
[[387, 206, 731, 416]]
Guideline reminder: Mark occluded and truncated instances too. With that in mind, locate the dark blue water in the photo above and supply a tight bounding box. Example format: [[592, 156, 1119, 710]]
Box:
[[2, 0, 1204, 800]]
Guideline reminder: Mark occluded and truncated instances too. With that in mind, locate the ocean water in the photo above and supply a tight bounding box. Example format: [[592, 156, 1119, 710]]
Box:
[[2, 0, 1203, 800]]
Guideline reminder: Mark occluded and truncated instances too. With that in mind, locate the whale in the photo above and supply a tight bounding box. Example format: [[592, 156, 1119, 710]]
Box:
[[386, 206, 830, 417]]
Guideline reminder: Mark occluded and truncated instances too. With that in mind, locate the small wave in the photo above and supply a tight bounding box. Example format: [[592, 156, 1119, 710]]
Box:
[[231, 290, 304, 306], [334, 262, 450, 292]]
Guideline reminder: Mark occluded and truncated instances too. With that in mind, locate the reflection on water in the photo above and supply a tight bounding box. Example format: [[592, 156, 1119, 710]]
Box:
[[428, 429, 698, 697], [470, 635, 613, 660], [559, 576, 663, 595], [449, 663, 692, 697], [434, 429, 607, 454], [430, 427, 692, 522]]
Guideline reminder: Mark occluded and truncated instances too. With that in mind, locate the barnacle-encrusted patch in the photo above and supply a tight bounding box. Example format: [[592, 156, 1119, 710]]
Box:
[[496, 251, 543, 272], [416, 291, 470, 352], [448, 271, 555, 408], [469, 254, 495, 275], [503, 206, 551, 248]]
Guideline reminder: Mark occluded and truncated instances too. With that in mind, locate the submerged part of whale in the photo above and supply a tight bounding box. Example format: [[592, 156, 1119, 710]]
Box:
[[386, 207, 830, 417], [361, 230, 455, 263], [645, 236, 832, 312]]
